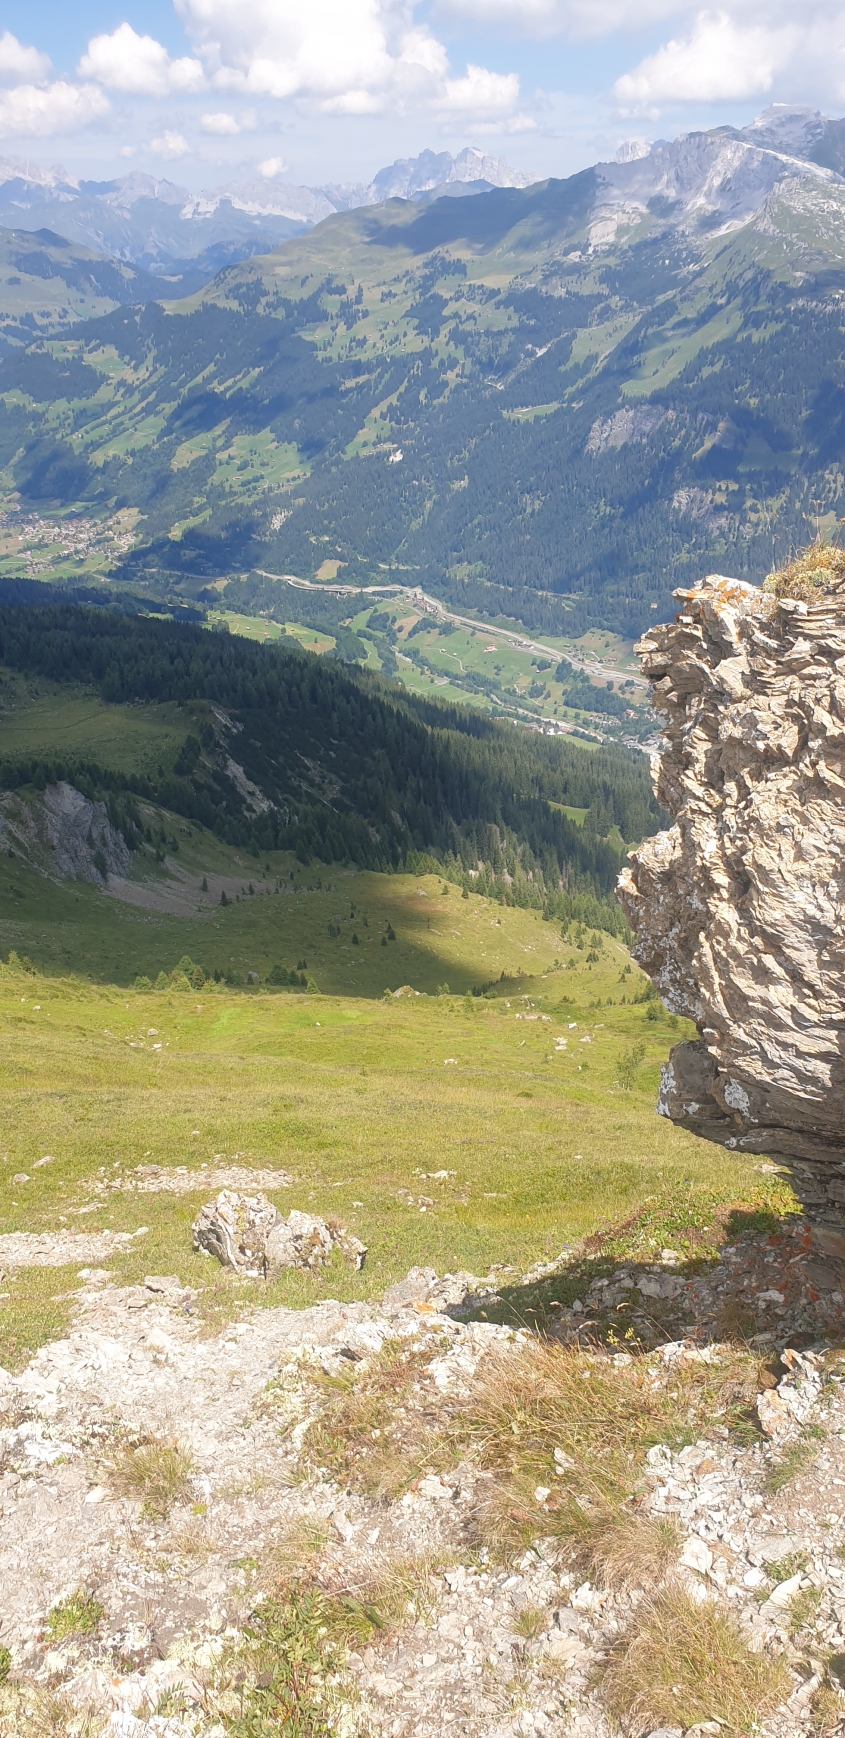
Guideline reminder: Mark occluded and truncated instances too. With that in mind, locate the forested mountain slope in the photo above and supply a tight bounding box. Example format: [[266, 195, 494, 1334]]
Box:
[[0, 600, 658, 918], [0, 227, 174, 350], [7, 108, 845, 633]]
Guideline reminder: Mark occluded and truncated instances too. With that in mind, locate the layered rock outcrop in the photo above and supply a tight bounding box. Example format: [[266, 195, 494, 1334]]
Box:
[[618, 572, 845, 1215]]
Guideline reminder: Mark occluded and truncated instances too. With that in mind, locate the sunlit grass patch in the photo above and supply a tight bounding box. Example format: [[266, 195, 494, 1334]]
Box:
[[602, 1584, 790, 1735], [789, 1584, 823, 1637], [764, 535, 845, 603], [107, 1433, 194, 1518], [0, 956, 791, 1366], [765, 1424, 826, 1495], [0, 1268, 80, 1375], [452, 1339, 759, 1565], [45, 1591, 104, 1642]]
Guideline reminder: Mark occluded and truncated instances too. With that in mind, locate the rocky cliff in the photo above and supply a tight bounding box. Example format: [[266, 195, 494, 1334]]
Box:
[[0, 782, 130, 884], [617, 568, 845, 1220]]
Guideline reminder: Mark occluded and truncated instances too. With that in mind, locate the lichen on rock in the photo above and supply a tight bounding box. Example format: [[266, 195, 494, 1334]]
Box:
[[618, 565, 845, 1211]]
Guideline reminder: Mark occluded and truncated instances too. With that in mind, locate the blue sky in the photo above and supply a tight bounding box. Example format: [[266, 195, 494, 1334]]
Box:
[[0, 0, 841, 187]]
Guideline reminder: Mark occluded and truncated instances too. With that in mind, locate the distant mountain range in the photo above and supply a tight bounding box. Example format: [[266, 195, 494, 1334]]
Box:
[[6, 104, 845, 636], [0, 146, 534, 280]]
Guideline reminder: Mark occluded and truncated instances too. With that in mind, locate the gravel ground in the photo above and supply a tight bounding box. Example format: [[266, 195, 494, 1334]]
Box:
[[1, 1223, 845, 1736]]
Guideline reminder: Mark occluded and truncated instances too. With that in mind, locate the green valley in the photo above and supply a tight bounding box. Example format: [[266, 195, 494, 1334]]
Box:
[[6, 136, 845, 637]]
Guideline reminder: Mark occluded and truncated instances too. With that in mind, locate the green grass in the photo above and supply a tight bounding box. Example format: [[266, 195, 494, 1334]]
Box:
[[45, 1592, 104, 1642], [0, 797, 580, 992], [0, 672, 189, 775], [0, 931, 793, 1367], [765, 1426, 826, 1494]]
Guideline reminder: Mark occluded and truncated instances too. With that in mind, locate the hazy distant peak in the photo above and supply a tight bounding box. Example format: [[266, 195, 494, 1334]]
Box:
[[94, 174, 191, 212], [0, 156, 77, 193], [615, 139, 651, 164], [185, 181, 337, 225], [365, 146, 533, 204]]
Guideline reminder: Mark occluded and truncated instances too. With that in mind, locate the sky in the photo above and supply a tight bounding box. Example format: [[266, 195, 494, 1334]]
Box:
[[0, 0, 843, 189]]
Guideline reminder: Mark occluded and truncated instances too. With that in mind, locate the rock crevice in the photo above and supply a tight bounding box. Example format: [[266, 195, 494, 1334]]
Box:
[[618, 572, 845, 1210]]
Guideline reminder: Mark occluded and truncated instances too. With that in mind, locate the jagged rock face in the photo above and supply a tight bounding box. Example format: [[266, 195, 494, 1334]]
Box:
[[617, 573, 845, 1182], [0, 781, 130, 884]]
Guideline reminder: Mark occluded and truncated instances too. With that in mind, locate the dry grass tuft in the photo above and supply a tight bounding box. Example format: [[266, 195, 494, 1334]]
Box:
[[513, 1605, 549, 1640], [452, 1339, 757, 1565], [591, 1514, 681, 1593], [298, 1340, 450, 1500], [763, 537, 845, 603], [320, 1551, 443, 1644], [258, 1517, 330, 1590], [810, 1678, 845, 1735], [0, 1689, 108, 1737], [602, 1583, 790, 1736], [107, 1433, 195, 1519]]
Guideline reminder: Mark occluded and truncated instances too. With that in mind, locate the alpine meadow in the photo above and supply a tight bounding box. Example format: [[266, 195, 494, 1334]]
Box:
[[4, 91, 845, 1738]]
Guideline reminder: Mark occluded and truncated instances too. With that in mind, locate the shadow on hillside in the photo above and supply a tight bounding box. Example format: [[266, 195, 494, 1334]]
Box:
[[452, 1202, 845, 1355]]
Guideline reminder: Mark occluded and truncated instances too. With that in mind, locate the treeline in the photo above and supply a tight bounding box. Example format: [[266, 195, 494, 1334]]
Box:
[[0, 601, 661, 913]]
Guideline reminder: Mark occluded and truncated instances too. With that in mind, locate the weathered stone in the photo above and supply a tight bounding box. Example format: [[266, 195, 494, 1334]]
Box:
[[192, 1191, 366, 1275], [618, 572, 845, 1189], [382, 1266, 439, 1311], [265, 1209, 366, 1273], [192, 1189, 279, 1276]]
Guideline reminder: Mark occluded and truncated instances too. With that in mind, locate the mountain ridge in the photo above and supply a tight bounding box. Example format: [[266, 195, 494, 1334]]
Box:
[[7, 105, 845, 635], [0, 146, 534, 278]]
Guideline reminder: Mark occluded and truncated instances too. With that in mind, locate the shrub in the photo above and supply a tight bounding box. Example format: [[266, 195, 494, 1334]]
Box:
[[45, 1591, 104, 1642], [615, 1041, 646, 1090]]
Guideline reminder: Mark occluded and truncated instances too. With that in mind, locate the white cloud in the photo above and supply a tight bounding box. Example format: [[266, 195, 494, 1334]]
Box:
[[0, 31, 51, 85], [614, 11, 793, 108], [258, 155, 287, 175], [441, 63, 520, 112], [79, 23, 203, 97], [201, 109, 241, 132], [433, 0, 681, 39], [0, 80, 110, 138], [175, 0, 518, 117], [149, 130, 191, 158]]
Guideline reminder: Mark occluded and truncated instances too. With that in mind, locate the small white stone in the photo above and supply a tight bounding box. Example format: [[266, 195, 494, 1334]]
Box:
[[679, 1536, 713, 1574]]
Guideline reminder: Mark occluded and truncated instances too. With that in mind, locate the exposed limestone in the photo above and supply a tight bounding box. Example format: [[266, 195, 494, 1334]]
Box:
[[192, 1189, 367, 1275], [0, 781, 130, 884], [1, 1244, 844, 1736], [0, 1227, 149, 1267], [618, 571, 845, 1213]]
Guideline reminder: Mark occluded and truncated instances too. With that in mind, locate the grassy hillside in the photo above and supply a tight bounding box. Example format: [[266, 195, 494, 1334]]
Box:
[[0, 949, 792, 1372], [0, 602, 659, 921], [0, 838, 576, 996], [0, 226, 168, 350], [3, 173, 845, 631]]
